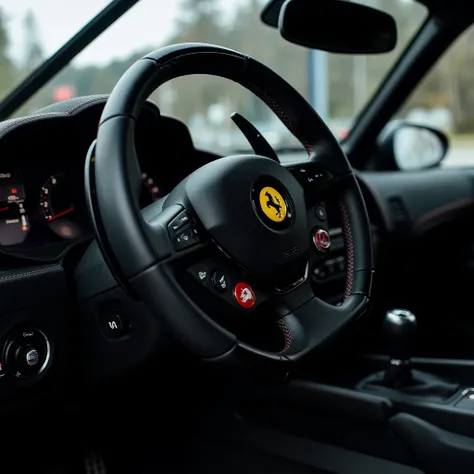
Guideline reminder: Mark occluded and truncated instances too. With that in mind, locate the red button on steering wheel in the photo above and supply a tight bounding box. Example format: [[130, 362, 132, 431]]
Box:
[[233, 282, 256, 309]]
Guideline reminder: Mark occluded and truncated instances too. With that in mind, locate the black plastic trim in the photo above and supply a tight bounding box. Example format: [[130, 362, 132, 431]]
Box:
[[390, 413, 474, 474], [234, 418, 422, 474]]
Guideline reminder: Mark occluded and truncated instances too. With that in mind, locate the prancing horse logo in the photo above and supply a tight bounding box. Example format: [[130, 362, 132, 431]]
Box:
[[265, 191, 282, 218], [258, 186, 287, 223]]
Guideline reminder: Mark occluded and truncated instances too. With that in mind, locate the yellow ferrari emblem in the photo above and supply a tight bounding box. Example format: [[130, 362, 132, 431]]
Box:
[[259, 186, 287, 222]]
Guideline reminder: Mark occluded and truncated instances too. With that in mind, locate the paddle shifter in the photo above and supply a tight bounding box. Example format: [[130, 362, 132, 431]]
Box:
[[382, 309, 417, 387]]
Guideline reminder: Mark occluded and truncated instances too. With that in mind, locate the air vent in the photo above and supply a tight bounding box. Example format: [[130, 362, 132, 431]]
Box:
[[387, 196, 411, 229]]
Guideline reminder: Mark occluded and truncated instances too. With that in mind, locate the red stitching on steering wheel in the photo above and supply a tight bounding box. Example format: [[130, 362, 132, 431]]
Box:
[[277, 318, 292, 353], [278, 201, 355, 351], [246, 82, 313, 154], [339, 201, 355, 300]]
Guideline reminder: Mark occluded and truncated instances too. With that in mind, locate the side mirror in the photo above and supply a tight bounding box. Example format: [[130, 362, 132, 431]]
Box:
[[377, 123, 449, 171]]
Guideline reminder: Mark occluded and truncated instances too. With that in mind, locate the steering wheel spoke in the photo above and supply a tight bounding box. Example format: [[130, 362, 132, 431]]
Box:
[[142, 200, 271, 313], [185, 256, 271, 312], [141, 200, 211, 264], [276, 293, 369, 358]]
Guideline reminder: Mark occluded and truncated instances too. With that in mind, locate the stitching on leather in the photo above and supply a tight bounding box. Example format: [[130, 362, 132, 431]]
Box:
[[150, 52, 314, 154], [0, 266, 60, 283], [278, 318, 292, 353], [0, 113, 62, 139], [0, 97, 109, 141], [151, 53, 313, 153], [245, 81, 313, 154], [339, 200, 355, 300], [67, 96, 108, 115]]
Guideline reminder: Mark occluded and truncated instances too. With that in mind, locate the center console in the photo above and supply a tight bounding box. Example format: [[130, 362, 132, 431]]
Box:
[[241, 308, 474, 473], [357, 309, 461, 403]]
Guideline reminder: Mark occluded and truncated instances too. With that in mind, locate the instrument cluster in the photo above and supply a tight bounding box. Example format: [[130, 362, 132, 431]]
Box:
[[0, 99, 216, 259], [0, 167, 163, 254]]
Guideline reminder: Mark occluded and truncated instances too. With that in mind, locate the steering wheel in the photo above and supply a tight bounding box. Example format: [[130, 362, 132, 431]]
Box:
[[87, 43, 374, 366]]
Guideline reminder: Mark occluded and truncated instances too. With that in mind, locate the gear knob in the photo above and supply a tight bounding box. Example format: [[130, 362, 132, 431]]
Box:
[[383, 309, 417, 361]]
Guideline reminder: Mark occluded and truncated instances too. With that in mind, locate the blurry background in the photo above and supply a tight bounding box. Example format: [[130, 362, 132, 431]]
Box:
[[0, 0, 473, 166]]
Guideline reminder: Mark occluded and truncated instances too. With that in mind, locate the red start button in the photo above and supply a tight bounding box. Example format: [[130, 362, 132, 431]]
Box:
[[233, 282, 256, 309], [313, 228, 331, 252]]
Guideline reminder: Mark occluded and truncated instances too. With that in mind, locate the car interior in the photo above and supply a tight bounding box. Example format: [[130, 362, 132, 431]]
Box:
[[1, 0, 474, 473]]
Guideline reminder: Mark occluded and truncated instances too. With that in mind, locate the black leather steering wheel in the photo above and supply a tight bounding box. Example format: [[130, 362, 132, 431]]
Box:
[[87, 43, 374, 366]]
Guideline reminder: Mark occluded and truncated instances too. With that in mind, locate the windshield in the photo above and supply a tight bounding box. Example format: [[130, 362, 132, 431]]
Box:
[[1, 0, 427, 154]]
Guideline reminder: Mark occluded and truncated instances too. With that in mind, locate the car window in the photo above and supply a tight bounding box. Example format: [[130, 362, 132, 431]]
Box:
[[1, 0, 426, 159], [396, 23, 474, 168]]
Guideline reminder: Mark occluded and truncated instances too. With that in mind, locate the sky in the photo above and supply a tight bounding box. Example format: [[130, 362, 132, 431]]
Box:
[[3, 0, 415, 68], [3, 0, 188, 66]]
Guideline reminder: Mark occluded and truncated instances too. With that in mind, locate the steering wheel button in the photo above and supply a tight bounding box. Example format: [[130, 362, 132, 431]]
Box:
[[189, 264, 209, 283], [212, 271, 228, 292], [174, 234, 184, 248], [234, 282, 256, 309], [178, 214, 190, 226], [169, 212, 190, 233], [315, 205, 327, 221], [189, 227, 200, 241], [314, 266, 327, 280], [313, 228, 331, 252], [174, 228, 199, 250]]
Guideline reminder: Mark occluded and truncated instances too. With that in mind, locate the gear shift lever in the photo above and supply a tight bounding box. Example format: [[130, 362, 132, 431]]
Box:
[[358, 308, 460, 400], [382, 309, 417, 387], [384, 309, 417, 360]]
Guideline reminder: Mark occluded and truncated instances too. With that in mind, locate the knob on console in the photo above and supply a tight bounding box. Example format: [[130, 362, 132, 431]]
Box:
[[359, 309, 460, 397], [3, 327, 50, 378], [383, 308, 417, 362]]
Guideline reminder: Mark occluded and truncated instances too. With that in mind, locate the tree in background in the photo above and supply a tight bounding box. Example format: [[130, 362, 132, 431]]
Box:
[[23, 10, 44, 72], [3, 0, 474, 136], [223, 0, 307, 120], [0, 0, 435, 126], [19, 10, 47, 114], [0, 8, 17, 102], [157, 0, 429, 127], [403, 26, 474, 132], [157, 0, 308, 130], [156, 0, 228, 122]]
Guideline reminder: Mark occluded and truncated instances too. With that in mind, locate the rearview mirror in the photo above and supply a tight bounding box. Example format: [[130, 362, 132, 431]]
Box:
[[261, 0, 397, 54], [377, 123, 449, 171]]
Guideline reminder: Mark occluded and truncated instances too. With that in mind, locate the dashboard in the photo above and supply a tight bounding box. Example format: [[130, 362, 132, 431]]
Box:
[[0, 96, 470, 296], [0, 95, 388, 310], [0, 98, 214, 259]]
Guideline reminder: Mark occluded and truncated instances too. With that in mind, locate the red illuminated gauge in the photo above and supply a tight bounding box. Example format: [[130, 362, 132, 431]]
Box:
[[39, 174, 83, 240], [0, 171, 29, 246]]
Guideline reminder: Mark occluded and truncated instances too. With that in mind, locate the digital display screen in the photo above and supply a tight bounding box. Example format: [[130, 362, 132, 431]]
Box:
[[0, 171, 29, 246]]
